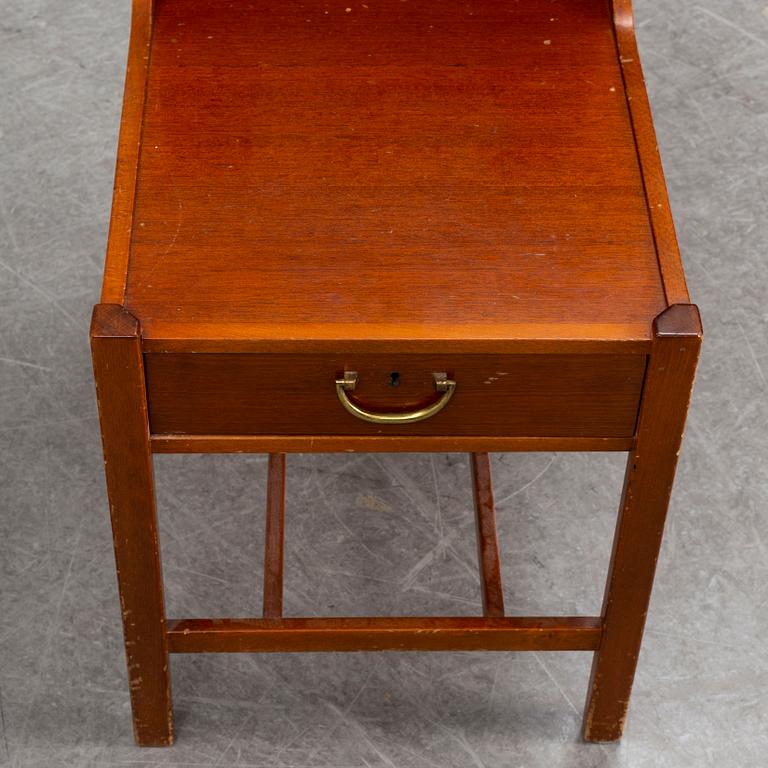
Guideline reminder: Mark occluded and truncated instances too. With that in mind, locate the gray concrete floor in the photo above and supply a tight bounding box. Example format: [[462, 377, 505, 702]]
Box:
[[1, 0, 767, 765]]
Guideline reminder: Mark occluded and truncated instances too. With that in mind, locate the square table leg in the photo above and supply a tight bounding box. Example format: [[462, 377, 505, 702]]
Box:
[[262, 453, 286, 619], [470, 453, 505, 618], [583, 304, 702, 741], [90, 299, 700, 745], [91, 304, 174, 746]]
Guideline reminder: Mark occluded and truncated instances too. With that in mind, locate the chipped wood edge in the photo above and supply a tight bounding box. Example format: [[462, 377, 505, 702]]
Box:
[[583, 303, 701, 742], [90, 302, 174, 747]]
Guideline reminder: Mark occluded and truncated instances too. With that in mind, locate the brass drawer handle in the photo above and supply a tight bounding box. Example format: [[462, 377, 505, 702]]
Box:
[[335, 371, 456, 424]]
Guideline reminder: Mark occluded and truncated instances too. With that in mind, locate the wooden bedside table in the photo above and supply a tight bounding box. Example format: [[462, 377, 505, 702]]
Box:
[[91, 0, 701, 746]]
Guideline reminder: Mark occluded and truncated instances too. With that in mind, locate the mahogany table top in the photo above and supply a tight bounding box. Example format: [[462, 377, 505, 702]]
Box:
[[102, 0, 689, 352]]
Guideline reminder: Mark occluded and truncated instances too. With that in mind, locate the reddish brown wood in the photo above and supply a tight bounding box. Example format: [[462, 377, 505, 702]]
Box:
[[90, 304, 173, 747], [150, 435, 636, 454], [470, 454, 505, 618], [145, 353, 646, 438], [166, 616, 602, 653], [116, 0, 669, 349], [583, 304, 702, 742], [142, 336, 652, 356], [101, 0, 154, 304], [611, 0, 690, 305], [262, 454, 286, 619], [93, 0, 701, 745]]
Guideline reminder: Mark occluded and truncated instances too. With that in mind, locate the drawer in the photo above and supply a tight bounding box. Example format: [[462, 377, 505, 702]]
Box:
[[145, 353, 646, 438]]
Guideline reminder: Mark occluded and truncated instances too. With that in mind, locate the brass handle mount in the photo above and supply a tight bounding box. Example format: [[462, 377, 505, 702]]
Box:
[[335, 371, 456, 425]]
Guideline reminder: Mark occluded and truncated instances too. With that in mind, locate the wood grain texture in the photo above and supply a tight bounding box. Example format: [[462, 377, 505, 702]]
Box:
[[145, 353, 647, 437], [611, 0, 690, 305], [166, 616, 602, 653], [100, 0, 154, 303], [90, 304, 173, 746], [583, 304, 702, 742], [93, 0, 701, 745], [120, 0, 667, 348], [262, 454, 286, 619], [150, 435, 636, 453], [471, 454, 505, 618]]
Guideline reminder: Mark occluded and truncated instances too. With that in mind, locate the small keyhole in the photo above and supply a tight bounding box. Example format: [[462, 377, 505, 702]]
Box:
[[389, 371, 401, 387]]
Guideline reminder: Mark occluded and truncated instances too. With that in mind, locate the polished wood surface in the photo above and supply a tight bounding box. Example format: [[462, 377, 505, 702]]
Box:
[[92, 0, 702, 747], [166, 616, 602, 654], [108, 0, 680, 349], [90, 305, 173, 746], [145, 352, 646, 437], [584, 304, 702, 741]]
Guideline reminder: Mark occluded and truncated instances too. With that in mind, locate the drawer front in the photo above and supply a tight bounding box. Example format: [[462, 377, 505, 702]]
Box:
[[145, 353, 646, 437]]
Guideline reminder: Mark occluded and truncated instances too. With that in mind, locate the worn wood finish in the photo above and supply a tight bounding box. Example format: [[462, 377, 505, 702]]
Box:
[[470, 454, 505, 618], [145, 353, 646, 437], [584, 304, 702, 742], [90, 304, 173, 747], [166, 616, 602, 654], [262, 454, 286, 619], [149, 435, 636, 454], [94, 0, 701, 747], [120, 0, 670, 349]]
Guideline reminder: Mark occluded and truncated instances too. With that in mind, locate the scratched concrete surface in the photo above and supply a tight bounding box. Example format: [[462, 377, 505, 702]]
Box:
[[1, 0, 767, 766]]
